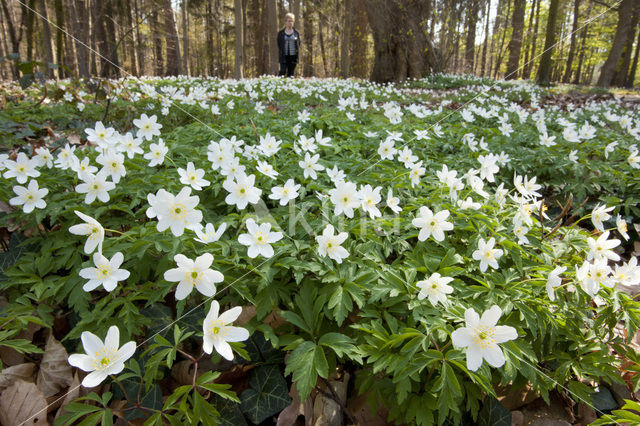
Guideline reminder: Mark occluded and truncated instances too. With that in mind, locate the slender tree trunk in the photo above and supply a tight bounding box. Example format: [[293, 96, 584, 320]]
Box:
[[597, 0, 634, 87], [612, 4, 638, 86], [340, 0, 352, 77], [318, 10, 328, 76], [493, 0, 511, 78], [164, 0, 182, 76], [627, 25, 640, 87], [536, 0, 560, 85], [464, 0, 479, 74], [123, 0, 138, 76], [522, 0, 540, 79], [54, 0, 65, 77], [133, 0, 144, 75], [182, 0, 190, 75], [505, 0, 525, 79], [480, 0, 490, 76], [561, 0, 580, 82], [573, 0, 590, 84], [303, 1, 314, 77], [234, 0, 244, 78], [0, 5, 13, 79], [521, 0, 535, 78]]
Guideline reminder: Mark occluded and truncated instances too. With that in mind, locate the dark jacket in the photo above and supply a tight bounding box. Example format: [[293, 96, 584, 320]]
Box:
[[277, 28, 301, 64]]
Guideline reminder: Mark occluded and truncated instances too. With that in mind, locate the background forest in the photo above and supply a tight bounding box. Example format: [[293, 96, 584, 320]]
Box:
[[0, 0, 638, 87]]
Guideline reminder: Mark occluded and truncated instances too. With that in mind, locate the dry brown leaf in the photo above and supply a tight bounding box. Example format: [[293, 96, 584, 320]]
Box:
[[67, 134, 82, 145], [0, 379, 48, 425], [37, 333, 73, 397], [54, 372, 80, 421], [276, 382, 314, 426], [0, 363, 36, 392]]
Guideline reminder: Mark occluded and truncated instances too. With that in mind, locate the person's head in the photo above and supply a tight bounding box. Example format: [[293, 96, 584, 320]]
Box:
[[285, 13, 295, 29]]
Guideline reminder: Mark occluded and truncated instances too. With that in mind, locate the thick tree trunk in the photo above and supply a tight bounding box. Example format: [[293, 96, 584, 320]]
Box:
[[597, 0, 634, 87], [164, 0, 182, 76], [505, 0, 525, 79], [133, 0, 144, 75], [340, 0, 353, 78], [234, 0, 244, 78], [351, 0, 368, 78], [25, 0, 35, 62], [150, 6, 163, 75], [207, 0, 216, 75], [562, 0, 580, 82], [54, 0, 65, 77], [536, 0, 560, 85], [464, 0, 479, 74], [364, 0, 435, 82], [318, 10, 328, 76], [265, 0, 278, 74], [37, 0, 56, 78], [627, 25, 640, 87], [612, 4, 638, 86], [123, 0, 138, 76]]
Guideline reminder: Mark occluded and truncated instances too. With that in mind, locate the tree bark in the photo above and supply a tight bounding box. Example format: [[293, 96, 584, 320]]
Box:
[[627, 24, 640, 87], [464, 0, 479, 74], [350, 0, 368, 78], [265, 0, 278, 74], [164, 0, 182, 76], [505, 0, 525, 79], [303, 0, 314, 77], [207, 0, 216, 75], [561, 0, 580, 82], [25, 0, 35, 62], [38, 0, 56, 78], [522, 0, 539, 79], [54, 0, 65, 77], [612, 4, 638, 86], [340, 0, 353, 78], [363, 0, 435, 82], [597, 0, 634, 87], [234, 0, 244, 78], [480, 0, 490, 76], [181, 0, 190, 75], [493, 0, 511, 78], [536, 0, 560, 85]]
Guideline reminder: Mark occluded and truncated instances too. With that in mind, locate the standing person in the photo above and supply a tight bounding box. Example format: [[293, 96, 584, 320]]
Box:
[[277, 13, 301, 77]]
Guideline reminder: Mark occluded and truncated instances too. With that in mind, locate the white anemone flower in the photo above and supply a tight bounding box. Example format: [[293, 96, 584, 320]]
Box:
[[75, 171, 116, 204], [79, 252, 130, 292], [164, 253, 223, 300], [178, 162, 210, 190], [133, 113, 162, 141], [222, 173, 262, 210], [3, 152, 40, 184], [194, 223, 227, 244], [417, 273, 454, 306], [269, 179, 301, 205], [238, 218, 283, 258], [69, 210, 105, 254], [202, 301, 250, 361], [328, 181, 361, 218], [412, 207, 453, 242], [9, 180, 48, 213], [472, 237, 503, 272], [146, 187, 203, 236], [68, 325, 136, 388], [546, 266, 567, 301], [316, 224, 349, 264], [451, 305, 518, 372], [591, 204, 614, 232]]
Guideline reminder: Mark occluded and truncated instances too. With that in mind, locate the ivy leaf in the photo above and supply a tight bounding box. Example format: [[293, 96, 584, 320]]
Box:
[[478, 397, 511, 426], [212, 395, 247, 426], [240, 365, 291, 424]]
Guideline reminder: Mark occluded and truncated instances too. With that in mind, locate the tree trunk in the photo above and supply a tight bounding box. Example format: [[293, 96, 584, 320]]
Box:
[[351, 0, 368, 78], [303, 1, 313, 76], [234, 0, 244, 78], [25, 0, 36, 62], [265, 0, 278, 74], [207, 0, 216, 75], [71, 0, 88, 78], [612, 4, 638, 86], [133, 0, 144, 75], [561, 0, 580, 82], [149, 4, 163, 75], [181, 0, 190, 75], [627, 24, 640, 87], [573, 0, 590, 84], [480, 0, 490, 76], [522, 0, 539, 79], [38, 0, 56, 78], [597, 0, 634, 87], [164, 0, 182, 76], [54, 0, 65, 77], [340, 0, 353, 78], [318, 9, 328, 76], [464, 0, 479, 74], [364, 0, 435, 82], [493, 0, 511, 78], [536, 0, 560, 85], [505, 0, 525, 79]]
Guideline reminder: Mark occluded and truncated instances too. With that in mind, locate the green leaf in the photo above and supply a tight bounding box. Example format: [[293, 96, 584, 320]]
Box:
[[318, 332, 357, 358], [240, 365, 291, 424], [478, 397, 511, 426], [212, 395, 248, 426], [284, 341, 318, 400]]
